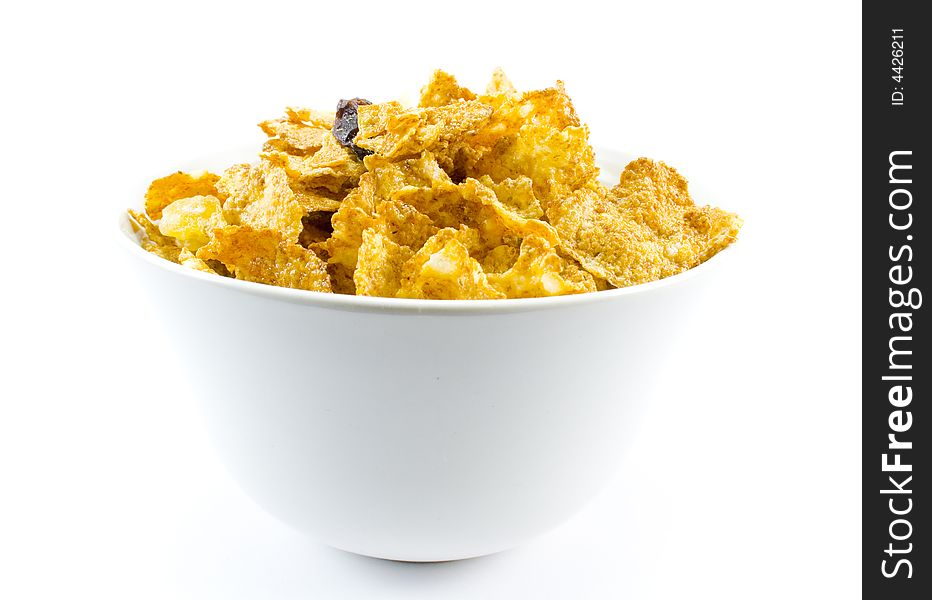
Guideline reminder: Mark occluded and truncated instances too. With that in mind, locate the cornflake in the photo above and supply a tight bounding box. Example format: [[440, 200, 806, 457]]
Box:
[[397, 227, 504, 300], [158, 195, 225, 251], [129, 69, 740, 299], [354, 229, 414, 297], [219, 161, 305, 243], [196, 225, 331, 292], [549, 159, 742, 288], [145, 171, 221, 220], [487, 235, 596, 298], [260, 107, 334, 155]]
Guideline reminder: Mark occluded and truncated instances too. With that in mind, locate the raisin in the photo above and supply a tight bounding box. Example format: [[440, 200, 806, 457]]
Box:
[[333, 98, 374, 160]]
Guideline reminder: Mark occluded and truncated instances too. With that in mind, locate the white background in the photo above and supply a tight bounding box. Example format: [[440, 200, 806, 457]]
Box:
[[0, 1, 861, 598]]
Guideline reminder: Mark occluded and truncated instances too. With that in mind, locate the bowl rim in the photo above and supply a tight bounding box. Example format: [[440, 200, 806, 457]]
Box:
[[116, 148, 738, 316]]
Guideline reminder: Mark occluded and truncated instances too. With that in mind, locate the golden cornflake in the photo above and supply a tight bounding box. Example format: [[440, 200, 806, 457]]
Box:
[[127, 209, 181, 263], [327, 262, 357, 295], [326, 173, 379, 269], [354, 229, 414, 297], [481, 244, 519, 274], [144, 171, 220, 220], [196, 225, 331, 292], [487, 235, 595, 298], [549, 160, 742, 288], [158, 195, 225, 251], [476, 175, 544, 220], [291, 183, 344, 213], [469, 123, 597, 211], [259, 117, 330, 155], [285, 107, 336, 128], [265, 134, 365, 193], [178, 248, 216, 273], [397, 227, 504, 300], [219, 160, 306, 243], [355, 101, 493, 164], [485, 67, 518, 99], [371, 199, 438, 250], [418, 70, 476, 108]]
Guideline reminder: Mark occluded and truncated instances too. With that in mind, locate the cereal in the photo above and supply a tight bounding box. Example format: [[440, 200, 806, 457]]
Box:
[[371, 199, 438, 250], [469, 123, 597, 211], [285, 106, 336, 128], [177, 248, 215, 273], [219, 160, 306, 243], [264, 134, 365, 193], [144, 170, 220, 220], [485, 67, 517, 98], [128, 209, 182, 263], [476, 175, 544, 220], [487, 234, 596, 298], [326, 262, 357, 295], [418, 70, 476, 108], [397, 227, 504, 300], [260, 113, 331, 155], [158, 195, 225, 251], [326, 172, 379, 269], [130, 69, 740, 299], [548, 160, 742, 288], [481, 244, 519, 274], [196, 225, 331, 292], [355, 101, 493, 166], [291, 184, 344, 214], [354, 229, 414, 297]]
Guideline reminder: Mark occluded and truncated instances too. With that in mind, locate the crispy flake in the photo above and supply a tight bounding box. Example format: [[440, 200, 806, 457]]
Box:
[[219, 161, 306, 243], [392, 173, 559, 253], [196, 225, 331, 292], [397, 227, 504, 300], [264, 134, 365, 193], [354, 229, 414, 297], [178, 248, 215, 273], [291, 183, 344, 213], [469, 123, 597, 210], [355, 101, 493, 163], [372, 199, 438, 249], [485, 68, 518, 98], [127, 209, 181, 263], [548, 159, 742, 288], [259, 117, 329, 155], [158, 195, 225, 251], [326, 173, 379, 269], [487, 235, 595, 297], [476, 175, 544, 219], [418, 70, 476, 107], [364, 151, 450, 194], [481, 244, 519, 274], [285, 107, 336, 128], [326, 155, 443, 270], [144, 171, 220, 220], [458, 81, 596, 208]]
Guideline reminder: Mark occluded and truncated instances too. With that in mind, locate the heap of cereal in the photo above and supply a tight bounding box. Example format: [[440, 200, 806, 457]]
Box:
[[128, 69, 742, 299]]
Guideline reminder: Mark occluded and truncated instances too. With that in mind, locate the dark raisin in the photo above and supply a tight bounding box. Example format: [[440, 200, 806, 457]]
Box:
[[333, 98, 374, 160]]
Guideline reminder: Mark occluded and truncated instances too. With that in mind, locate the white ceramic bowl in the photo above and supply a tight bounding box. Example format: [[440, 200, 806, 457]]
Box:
[[118, 149, 733, 562]]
